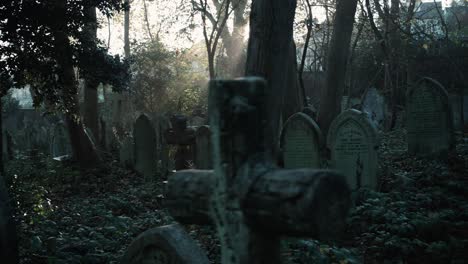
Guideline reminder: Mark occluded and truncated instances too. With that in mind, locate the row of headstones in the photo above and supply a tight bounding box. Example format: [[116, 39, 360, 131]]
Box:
[[2, 120, 72, 160], [344, 82, 467, 132], [282, 77, 455, 192], [118, 113, 212, 180]]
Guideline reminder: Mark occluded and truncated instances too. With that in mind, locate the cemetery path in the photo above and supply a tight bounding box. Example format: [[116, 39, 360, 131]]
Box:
[[6, 129, 468, 263]]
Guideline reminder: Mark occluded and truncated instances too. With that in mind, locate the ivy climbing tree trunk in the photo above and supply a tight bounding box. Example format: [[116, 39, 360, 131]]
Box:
[[318, 0, 359, 135], [52, 0, 101, 168], [245, 0, 298, 161]]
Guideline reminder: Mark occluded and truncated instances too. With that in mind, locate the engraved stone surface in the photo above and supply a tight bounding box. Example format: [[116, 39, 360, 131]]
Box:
[[120, 224, 209, 264], [281, 112, 323, 169], [406, 78, 453, 155], [327, 109, 379, 191], [133, 114, 158, 180]]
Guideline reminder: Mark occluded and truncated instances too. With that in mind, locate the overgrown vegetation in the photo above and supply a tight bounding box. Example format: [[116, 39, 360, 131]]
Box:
[[7, 130, 468, 263]]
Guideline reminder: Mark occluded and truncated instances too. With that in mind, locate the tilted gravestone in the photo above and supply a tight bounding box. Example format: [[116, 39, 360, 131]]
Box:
[[327, 109, 379, 191], [164, 78, 351, 263], [363, 87, 387, 130], [119, 135, 135, 169], [194, 125, 212, 169], [406, 77, 454, 155], [120, 224, 209, 264], [133, 114, 158, 181], [280, 112, 323, 169]]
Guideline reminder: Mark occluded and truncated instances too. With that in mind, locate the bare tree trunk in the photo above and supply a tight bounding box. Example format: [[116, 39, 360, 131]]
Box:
[[283, 41, 304, 120], [318, 0, 358, 135], [245, 0, 297, 160], [143, 0, 154, 42], [53, 0, 101, 168], [83, 5, 99, 140], [299, 0, 313, 106], [221, 0, 248, 77], [124, 0, 130, 58]]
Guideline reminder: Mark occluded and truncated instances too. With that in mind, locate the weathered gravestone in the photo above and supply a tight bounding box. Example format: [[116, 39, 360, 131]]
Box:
[[0, 179, 19, 264], [120, 224, 209, 264], [406, 77, 454, 155], [164, 78, 351, 264], [51, 123, 71, 157], [164, 115, 195, 171], [153, 115, 171, 178], [341, 96, 349, 113], [133, 114, 158, 180], [327, 109, 379, 191], [280, 112, 323, 169], [119, 135, 135, 169], [363, 87, 387, 130], [194, 125, 212, 169]]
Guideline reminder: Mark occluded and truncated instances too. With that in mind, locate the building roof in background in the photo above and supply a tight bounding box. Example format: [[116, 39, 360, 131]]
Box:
[[416, 1, 443, 19]]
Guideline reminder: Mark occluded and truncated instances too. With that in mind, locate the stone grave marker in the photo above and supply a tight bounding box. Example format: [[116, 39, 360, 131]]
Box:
[[327, 109, 379, 191], [194, 125, 212, 169], [153, 115, 171, 178], [280, 112, 323, 169], [133, 114, 158, 181], [406, 77, 454, 155], [363, 87, 387, 130], [164, 78, 351, 263], [120, 224, 209, 264], [341, 96, 349, 113], [51, 123, 71, 157], [164, 115, 195, 171], [189, 115, 206, 127], [119, 135, 135, 169]]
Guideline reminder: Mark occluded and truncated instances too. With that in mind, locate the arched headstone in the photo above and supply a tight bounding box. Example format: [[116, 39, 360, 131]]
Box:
[[406, 77, 454, 156], [327, 109, 379, 191], [280, 112, 323, 169], [120, 224, 209, 264], [133, 114, 158, 181]]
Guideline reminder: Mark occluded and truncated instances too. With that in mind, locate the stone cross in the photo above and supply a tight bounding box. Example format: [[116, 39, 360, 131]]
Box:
[[163, 115, 195, 171], [165, 78, 351, 264]]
